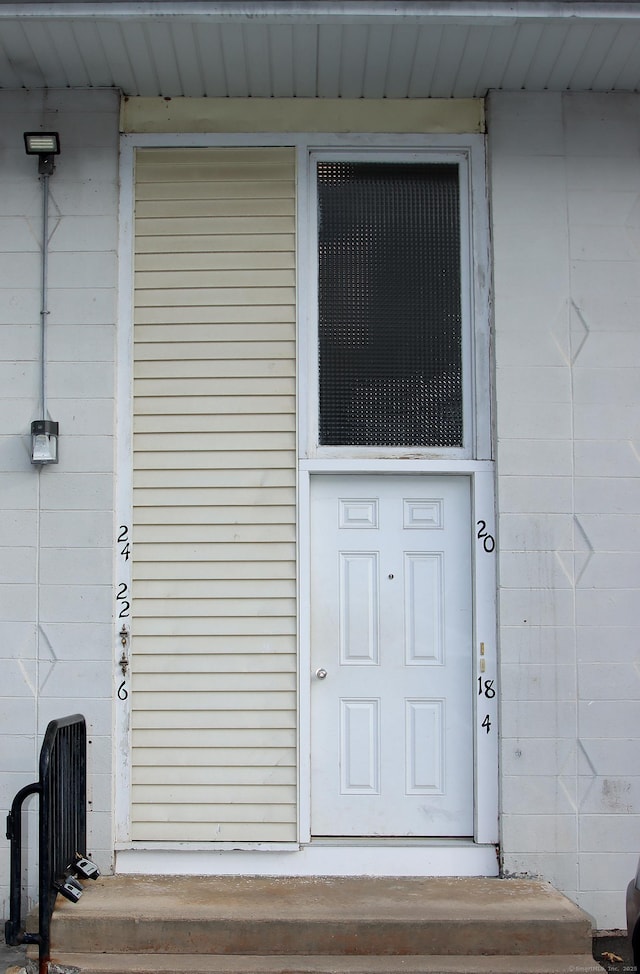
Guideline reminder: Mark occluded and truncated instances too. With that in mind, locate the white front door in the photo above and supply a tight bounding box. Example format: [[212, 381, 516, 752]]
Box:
[[310, 474, 473, 837]]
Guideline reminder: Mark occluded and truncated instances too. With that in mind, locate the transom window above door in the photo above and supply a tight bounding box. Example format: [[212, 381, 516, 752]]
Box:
[[316, 159, 465, 451]]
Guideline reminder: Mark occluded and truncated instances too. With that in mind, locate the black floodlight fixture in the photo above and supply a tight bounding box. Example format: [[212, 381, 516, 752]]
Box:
[[24, 131, 60, 175]]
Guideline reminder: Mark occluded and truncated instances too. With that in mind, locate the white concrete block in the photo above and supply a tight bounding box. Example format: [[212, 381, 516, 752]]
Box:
[[502, 774, 577, 816], [579, 552, 640, 590], [574, 403, 640, 440], [0, 180, 42, 218], [40, 547, 112, 586], [574, 439, 640, 477], [87, 736, 114, 777], [40, 510, 113, 548], [501, 813, 577, 854], [0, 434, 35, 471], [493, 323, 570, 369], [580, 852, 638, 892], [0, 323, 40, 363], [501, 700, 577, 741], [501, 737, 577, 777], [39, 472, 113, 511], [563, 93, 640, 158], [497, 476, 574, 515], [0, 511, 37, 548], [568, 188, 640, 228], [0, 547, 36, 585], [0, 622, 37, 659], [575, 477, 640, 516], [0, 217, 40, 254], [0, 736, 38, 773], [50, 399, 115, 437], [48, 324, 115, 363], [498, 587, 575, 628], [500, 625, 576, 665], [47, 286, 116, 326], [495, 366, 571, 405], [579, 702, 640, 742], [48, 216, 117, 253], [570, 224, 639, 262], [578, 626, 640, 665], [576, 515, 640, 554], [0, 362, 39, 400], [40, 660, 111, 698], [48, 251, 117, 290], [486, 92, 564, 157], [501, 851, 579, 893], [37, 697, 112, 736], [499, 550, 573, 589], [0, 584, 36, 622], [51, 434, 114, 474], [579, 739, 640, 777], [573, 331, 640, 369], [567, 154, 640, 193], [581, 814, 640, 853], [0, 696, 36, 736], [48, 355, 113, 404], [501, 662, 576, 702], [576, 588, 639, 629], [579, 662, 640, 701], [572, 266, 640, 333], [37, 622, 113, 661], [577, 890, 626, 931], [0, 252, 41, 288], [493, 244, 570, 324], [490, 158, 568, 228], [498, 513, 575, 553], [496, 402, 573, 440], [1, 659, 36, 698], [38, 583, 112, 625], [88, 772, 114, 814], [497, 439, 574, 477]]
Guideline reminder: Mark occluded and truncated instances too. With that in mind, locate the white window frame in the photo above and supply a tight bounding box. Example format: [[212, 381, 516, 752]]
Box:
[[304, 148, 474, 461]]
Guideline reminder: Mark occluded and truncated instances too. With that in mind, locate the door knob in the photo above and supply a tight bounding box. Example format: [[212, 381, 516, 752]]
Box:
[[315, 668, 328, 680]]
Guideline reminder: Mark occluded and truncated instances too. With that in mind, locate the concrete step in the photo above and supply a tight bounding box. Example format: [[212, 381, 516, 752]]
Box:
[[43, 952, 604, 974], [48, 876, 593, 958]]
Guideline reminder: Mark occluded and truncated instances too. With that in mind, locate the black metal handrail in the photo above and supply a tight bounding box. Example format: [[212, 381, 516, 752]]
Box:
[[5, 714, 88, 973]]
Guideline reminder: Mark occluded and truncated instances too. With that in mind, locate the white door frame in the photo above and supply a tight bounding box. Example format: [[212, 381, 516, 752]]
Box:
[[114, 131, 497, 875], [297, 137, 497, 849]]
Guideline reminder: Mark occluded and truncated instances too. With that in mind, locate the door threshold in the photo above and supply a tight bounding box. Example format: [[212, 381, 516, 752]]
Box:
[[117, 843, 498, 877]]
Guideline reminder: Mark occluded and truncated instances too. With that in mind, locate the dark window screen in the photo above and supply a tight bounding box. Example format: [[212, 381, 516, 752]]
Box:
[[318, 161, 463, 447]]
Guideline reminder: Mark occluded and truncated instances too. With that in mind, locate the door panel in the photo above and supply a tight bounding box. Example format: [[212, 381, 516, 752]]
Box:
[[310, 474, 473, 837]]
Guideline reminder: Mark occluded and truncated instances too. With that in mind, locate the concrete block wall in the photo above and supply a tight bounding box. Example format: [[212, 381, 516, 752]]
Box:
[[0, 89, 120, 919], [488, 91, 640, 929]]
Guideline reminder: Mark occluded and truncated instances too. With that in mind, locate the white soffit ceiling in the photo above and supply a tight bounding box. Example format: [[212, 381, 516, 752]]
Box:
[[0, 2, 640, 96]]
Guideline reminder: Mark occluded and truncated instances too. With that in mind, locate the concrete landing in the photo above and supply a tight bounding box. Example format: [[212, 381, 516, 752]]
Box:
[[35, 875, 602, 974]]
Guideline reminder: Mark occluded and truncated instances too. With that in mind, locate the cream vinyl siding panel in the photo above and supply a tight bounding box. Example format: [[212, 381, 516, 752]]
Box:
[[132, 147, 297, 844]]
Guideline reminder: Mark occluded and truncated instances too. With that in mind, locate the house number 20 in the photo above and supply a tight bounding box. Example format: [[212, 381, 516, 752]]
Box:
[[476, 520, 495, 553]]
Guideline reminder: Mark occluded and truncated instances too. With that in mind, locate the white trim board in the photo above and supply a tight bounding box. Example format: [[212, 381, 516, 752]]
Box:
[[114, 131, 497, 867]]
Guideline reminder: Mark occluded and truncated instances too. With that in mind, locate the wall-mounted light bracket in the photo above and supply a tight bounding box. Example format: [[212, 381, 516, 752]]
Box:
[[24, 131, 60, 176], [31, 420, 59, 465]]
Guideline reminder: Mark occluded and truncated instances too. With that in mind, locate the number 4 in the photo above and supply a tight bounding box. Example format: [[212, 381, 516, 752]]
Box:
[[482, 714, 492, 734]]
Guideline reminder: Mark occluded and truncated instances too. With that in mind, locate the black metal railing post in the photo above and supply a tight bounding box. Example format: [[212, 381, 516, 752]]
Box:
[[5, 714, 88, 974]]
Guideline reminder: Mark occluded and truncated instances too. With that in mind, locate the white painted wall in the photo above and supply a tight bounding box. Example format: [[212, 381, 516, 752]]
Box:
[[0, 88, 119, 919], [489, 91, 640, 929]]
